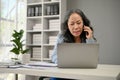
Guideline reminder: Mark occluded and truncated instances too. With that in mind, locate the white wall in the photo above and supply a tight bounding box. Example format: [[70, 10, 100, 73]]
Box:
[[67, 0, 120, 64]]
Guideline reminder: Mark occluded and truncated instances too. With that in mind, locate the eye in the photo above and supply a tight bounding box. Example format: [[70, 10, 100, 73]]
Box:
[[69, 22, 74, 26], [77, 22, 81, 25], [70, 23, 74, 26]]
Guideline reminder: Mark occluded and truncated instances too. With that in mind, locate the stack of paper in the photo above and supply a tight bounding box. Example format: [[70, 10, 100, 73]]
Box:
[[49, 50, 53, 59], [49, 36, 57, 45], [32, 47, 41, 59], [26, 62, 57, 67], [49, 19, 60, 30], [0, 62, 14, 68], [33, 34, 41, 44], [33, 24, 42, 31]]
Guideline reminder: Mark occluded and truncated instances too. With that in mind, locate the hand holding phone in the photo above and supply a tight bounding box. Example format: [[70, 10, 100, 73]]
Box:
[[83, 26, 93, 39]]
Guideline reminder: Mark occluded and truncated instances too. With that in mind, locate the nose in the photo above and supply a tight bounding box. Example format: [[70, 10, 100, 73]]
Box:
[[74, 23, 79, 29]]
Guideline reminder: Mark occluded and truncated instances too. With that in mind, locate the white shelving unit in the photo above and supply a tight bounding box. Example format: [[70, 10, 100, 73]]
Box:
[[26, 0, 66, 61]]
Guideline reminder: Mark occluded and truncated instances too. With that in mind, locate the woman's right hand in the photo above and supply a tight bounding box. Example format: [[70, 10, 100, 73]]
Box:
[[84, 26, 93, 39]]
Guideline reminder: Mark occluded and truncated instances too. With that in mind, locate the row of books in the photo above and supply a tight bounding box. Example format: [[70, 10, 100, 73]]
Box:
[[32, 47, 41, 58], [27, 6, 42, 17], [32, 20, 60, 30], [49, 19, 60, 30], [49, 50, 53, 59], [49, 36, 57, 44], [32, 34, 57, 44], [32, 47, 53, 59], [33, 34, 41, 44], [46, 4, 59, 15], [27, 4, 59, 17], [33, 24, 42, 31]]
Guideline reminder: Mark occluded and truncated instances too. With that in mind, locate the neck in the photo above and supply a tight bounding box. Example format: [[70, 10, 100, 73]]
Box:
[[74, 37, 81, 43]]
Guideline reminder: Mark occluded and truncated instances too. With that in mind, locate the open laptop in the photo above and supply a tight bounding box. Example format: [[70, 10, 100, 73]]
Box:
[[57, 43, 99, 68]]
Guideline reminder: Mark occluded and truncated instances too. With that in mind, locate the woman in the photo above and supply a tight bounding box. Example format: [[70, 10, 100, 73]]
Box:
[[47, 9, 97, 80], [40, 9, 97, 80], [51, 9, 96, 65]]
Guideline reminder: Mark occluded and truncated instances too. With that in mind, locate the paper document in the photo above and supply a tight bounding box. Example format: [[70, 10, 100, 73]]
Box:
[[21, 65, 51, 69], [26, 62, 57, 67], [0, 62, 15, 68]]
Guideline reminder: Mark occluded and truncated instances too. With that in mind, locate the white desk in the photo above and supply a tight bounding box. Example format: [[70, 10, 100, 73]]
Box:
[[0, 64, 120, 80]]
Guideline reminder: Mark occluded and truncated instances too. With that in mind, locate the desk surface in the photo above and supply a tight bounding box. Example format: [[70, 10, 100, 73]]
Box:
[[0, 64, 120, 80]]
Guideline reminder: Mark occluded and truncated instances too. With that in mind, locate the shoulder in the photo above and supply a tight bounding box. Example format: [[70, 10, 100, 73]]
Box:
[[86, 38, 97, 43], [56, 33, 64, 44]]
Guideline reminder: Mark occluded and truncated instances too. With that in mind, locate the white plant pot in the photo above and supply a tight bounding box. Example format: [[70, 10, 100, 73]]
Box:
[[22, 54, 30, 64]]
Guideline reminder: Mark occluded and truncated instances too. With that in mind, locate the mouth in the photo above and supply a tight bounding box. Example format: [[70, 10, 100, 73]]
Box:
[[73, 31, 81, 35]]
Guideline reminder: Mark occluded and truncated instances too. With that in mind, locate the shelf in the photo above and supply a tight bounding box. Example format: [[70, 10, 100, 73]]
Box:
[[43, 15, 60, 18], [27, 44, 42, 47], [27, 2, 42, 6], [43, 58, 51, 61], [43, 44, 55, 46], [30, 58, 41, 61], [30, 58, 51, 61], [43, 1, 60, 4], [43, 29, 59, 32], [27, 16, 42, 19], [26, 0, 67, 62], [27, 29, 42, 32]]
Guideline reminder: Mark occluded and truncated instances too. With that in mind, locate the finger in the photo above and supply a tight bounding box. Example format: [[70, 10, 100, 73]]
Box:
[[84, 26, 93, 39], [84, 26, 91, 30]]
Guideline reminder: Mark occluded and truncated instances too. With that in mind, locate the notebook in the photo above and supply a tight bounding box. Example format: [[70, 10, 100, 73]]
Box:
[[57, 43, 99, 68]]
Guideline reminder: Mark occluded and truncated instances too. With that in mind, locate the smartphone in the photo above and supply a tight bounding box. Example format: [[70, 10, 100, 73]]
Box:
[[82, 25, 87, 39], [82, 31, 87, 39]]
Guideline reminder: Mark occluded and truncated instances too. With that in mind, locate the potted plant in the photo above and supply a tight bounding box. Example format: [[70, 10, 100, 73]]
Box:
[[10, 29, 29, 64]]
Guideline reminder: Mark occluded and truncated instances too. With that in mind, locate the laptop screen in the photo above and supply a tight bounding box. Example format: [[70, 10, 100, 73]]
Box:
[[57, 43, 99, 68]]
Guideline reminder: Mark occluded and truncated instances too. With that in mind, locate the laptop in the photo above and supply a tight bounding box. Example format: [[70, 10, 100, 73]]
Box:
[[57, 43, 99, 68]]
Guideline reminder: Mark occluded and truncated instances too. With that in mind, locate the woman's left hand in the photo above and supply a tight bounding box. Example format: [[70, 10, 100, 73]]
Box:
[[84, 26, 93, 39]]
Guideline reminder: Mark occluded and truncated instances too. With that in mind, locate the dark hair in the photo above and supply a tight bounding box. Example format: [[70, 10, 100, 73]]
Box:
[[61, 9, 95, 43]]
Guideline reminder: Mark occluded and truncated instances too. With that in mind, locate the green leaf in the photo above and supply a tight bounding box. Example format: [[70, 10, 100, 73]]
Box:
[[21, 49, 29, 54], [10, 48, 20, 55], [10, 29, 29, 55]]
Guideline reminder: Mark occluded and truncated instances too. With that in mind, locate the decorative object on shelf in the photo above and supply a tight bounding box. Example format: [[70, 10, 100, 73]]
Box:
[[27, 5, 42, 17], [46, 4, 59, 15], [10, 29, 29, 64]]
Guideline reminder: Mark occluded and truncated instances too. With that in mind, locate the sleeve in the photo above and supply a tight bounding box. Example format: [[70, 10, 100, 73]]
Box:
[[51, 34, 63, 64], [86, 37, 97, 43]]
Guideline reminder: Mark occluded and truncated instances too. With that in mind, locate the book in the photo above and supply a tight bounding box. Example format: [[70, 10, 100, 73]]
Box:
[[35, 6, 39, 16], [26, 62, 57, 67], [38, 6, 42, 16], [27, 7, 31, 17], [53, 4, 59, 15], [33, 34, 41, 44], [32, 47, 41, 58], [49, 19, 60, 30], [46, 6, 51, 15]]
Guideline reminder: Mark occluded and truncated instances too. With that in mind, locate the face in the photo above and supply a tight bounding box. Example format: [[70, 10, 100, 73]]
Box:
[[68, 13, 84, 37]]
